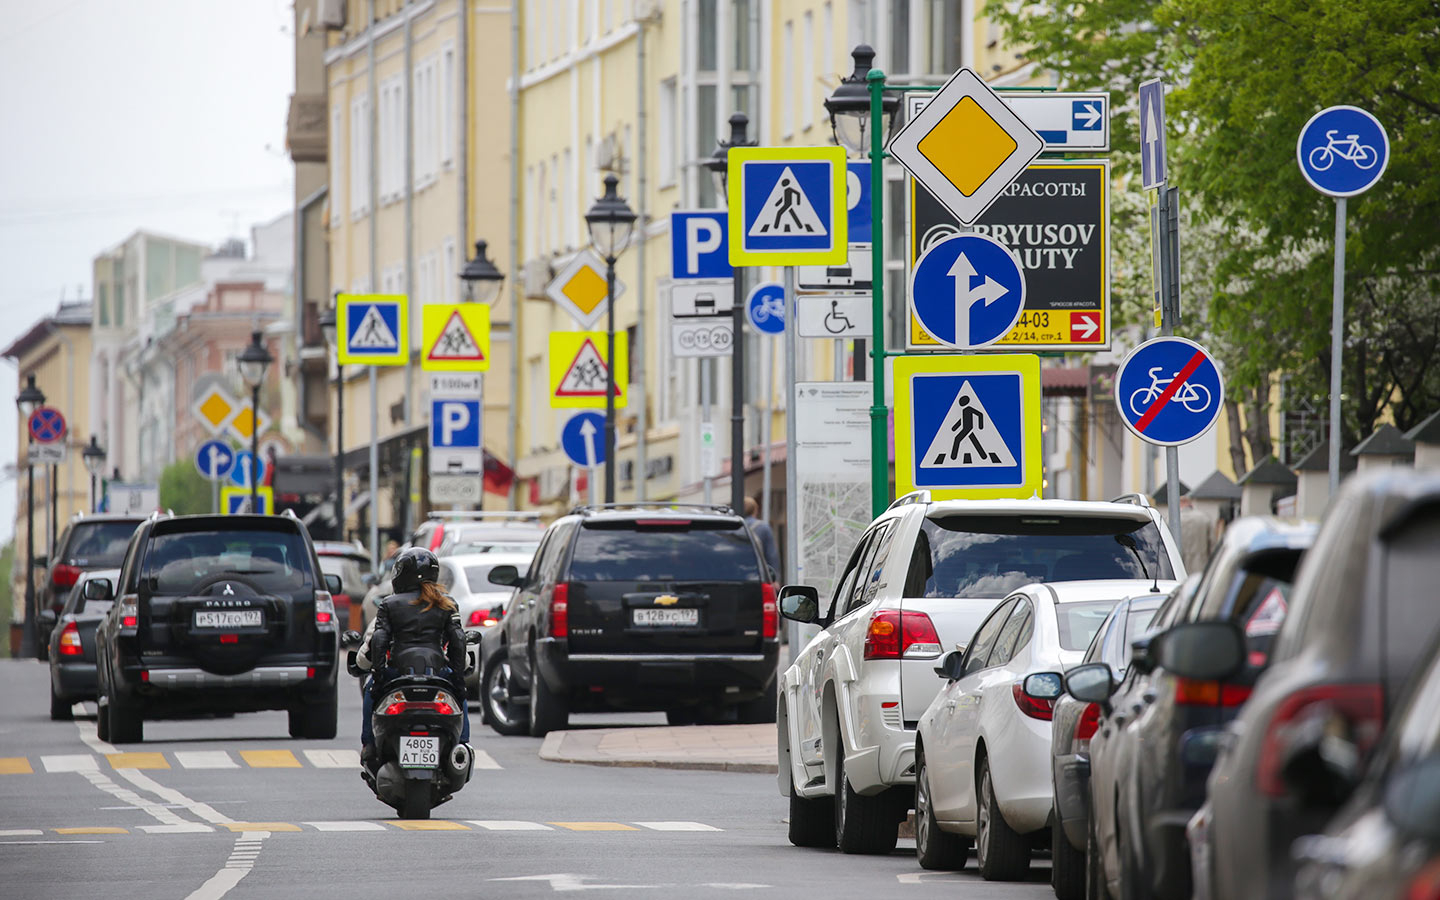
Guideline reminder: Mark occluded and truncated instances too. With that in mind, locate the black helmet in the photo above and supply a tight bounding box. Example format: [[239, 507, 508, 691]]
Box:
[[392, 547, 440, 592]]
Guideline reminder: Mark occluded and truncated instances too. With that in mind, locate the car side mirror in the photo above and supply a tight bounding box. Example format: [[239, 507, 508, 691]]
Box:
[[1152, 621, 1245, 682], [1065, 663, 1117, 704], [933, 649, 966, 680], [340, 629, 364, 648], [39, 609, 57, 627], [324, 574, 344, 596], [778, 585, 820, 624], [1383, 755, 1440, 843], [1129, 636, 1156, 675], [487, 565, 520, 587], [83, 578, 114, 602], [1023, 671, 1065, 701]]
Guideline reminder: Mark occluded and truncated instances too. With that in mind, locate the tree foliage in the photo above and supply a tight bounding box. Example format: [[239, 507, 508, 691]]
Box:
[[159, 459, 212, 516]]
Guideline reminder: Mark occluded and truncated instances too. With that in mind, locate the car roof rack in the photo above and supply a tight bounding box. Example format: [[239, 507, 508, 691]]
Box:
[[887, 490, 932, 511], [570, 502, 737, 517], [1110, 493, 1154, 508], [425, 511, 542, 521], [281, 509, 301, 521], [146, 509, 173, 523]]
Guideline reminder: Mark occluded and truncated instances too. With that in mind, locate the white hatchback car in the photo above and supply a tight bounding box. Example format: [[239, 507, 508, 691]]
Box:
[[777, 492, 1184, 854], [914, 580, 1176, 880]]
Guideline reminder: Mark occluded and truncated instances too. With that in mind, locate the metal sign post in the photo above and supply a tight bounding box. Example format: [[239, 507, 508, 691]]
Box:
[[783, 267, 799, 586]]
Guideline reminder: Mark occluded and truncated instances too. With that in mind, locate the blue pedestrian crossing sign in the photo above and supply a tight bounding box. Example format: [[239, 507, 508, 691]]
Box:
[[561, 412, 607, 469], [670, 211, 732, 280], [195, 440, 235, 482], [1115, 337, 1224, 447], [229, 450, 265, 488], [746, 282, 786, 335], [337, 293, 408, 366], [894, 353, 1042, 500], [221, 485, 274, 515], [1296, 106, 1389, 198], [728, 146, 847, 266], [910, 233, 1026, 349]]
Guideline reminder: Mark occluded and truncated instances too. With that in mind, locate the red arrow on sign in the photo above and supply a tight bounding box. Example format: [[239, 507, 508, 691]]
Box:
[[1070, 312, 1102, 342]]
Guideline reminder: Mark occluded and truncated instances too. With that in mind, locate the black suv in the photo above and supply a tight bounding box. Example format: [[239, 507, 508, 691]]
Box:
[[94, 513, 341, 744], [481, 504, 780, 736], [38, 514, 145, 659]]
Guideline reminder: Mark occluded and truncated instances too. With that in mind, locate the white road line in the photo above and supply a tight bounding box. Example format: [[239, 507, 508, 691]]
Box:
[[139, 824, 214, 834], [111, 768, 235, 825], [472, 748, 502, 770], [634, 822, 723, 832], [41, 754, 99, 773], [301, 749, 360, 769], [303, 821, 386, 832], [466, 820, 554, 831], [79, 770, 207, 830], [0, 840, 107, 845], [174, 751, 239, 770], [185, 832, 269, 900], [0, 830, 44, 837], [74, 718, 118, 755]]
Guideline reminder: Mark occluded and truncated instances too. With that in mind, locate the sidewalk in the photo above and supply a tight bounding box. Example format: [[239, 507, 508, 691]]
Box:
[[539, 724, 778, 774]]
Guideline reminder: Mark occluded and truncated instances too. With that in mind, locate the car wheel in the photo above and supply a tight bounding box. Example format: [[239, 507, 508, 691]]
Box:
[[526, 644, 568, 737], [788, 778, 836, 848], [1052, 813, 1087, 900], [915, 753, 969, 869], [734, 677, 778, 725], [975, 757, 1029, 881], [1086, 812, 1106, 900], [50, 689, 74, 721], [665, 708, 698, 726], [107, 689, 143, 744], [289, 695, 338, 740], [95, 676, 111, 742], [833, 749, 899, 854], [484, 653, 529, 737]]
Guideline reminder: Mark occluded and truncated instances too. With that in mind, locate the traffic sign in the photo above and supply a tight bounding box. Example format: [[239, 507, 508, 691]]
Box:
[[910, 233, 1026, 349], [1115, 337, 1224, 446], [549, 331, 628, 409], [797, 245, 872, 293], [429, 397, 483, 475], [1138, 79, 1168, 190], [225, 403, 272, 443], [547, 250, 623, 328], [1002, 92, 1110, 151], [105, 483, 159, 515], [1296, 106, 1389, 198], [888, 68, 1045, 225], [27, 444, 65, 465], [672, 320, 734, 358], [431, 372, 482, 398], [229, 450, 266, 489], [796, 295, 872, 339], [421, 303, 491, 371], [746, 282, 786, 335], [561, 412, 607, 468], [894, 353, 1042, 500], [727, 146, 848, 266], [337, 294, 408, 366], [221, 485, 273, 515], [195, 440, 235, 482], [671, 281, 734, 317], [845, 162, 873, 243], [28, 407, 65, 444], [670, 211, 732, 280], [192, 384, 237, 435]]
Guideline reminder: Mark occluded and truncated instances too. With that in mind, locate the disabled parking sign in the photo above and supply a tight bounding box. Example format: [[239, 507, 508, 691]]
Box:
[[727, 146, 847, 266], [1114, 336, 1224, 446]]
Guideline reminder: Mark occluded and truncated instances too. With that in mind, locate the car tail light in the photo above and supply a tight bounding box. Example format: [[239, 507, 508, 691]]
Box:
[[428, 525, 445, 551], [1406, 856, 1440, 900], [1074, 702, 1101, 752], [550, 583, 569, 638], [313, 591, 336, 628], [1013, 682, 1054, 720], [863, 610, 943, 660], [469, 609, 484, 626], [761, 583, 777, 639], [636, 519, 689, 526], [379, 690, 459, 716], [58, 622, 83, 657], [52, 564, 81, 589], [118, 593, 140, 632], [468, 608, 500, 627], [1174, 678, 1253, 707], [1256, 682, 1384, 798]]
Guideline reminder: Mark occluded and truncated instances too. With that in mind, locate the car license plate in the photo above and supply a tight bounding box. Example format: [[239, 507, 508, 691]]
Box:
[[632, 608, 700, 627], [193, 610, 262, 629], [399, 735, 440, 769]]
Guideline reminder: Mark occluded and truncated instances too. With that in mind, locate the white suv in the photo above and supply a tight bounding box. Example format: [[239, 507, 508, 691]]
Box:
[[776, 491, 1185, 854]]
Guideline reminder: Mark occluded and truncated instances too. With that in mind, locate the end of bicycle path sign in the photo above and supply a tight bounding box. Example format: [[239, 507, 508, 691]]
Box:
[[1114, 336, 1224, 446], [727, 146, 848, 266]]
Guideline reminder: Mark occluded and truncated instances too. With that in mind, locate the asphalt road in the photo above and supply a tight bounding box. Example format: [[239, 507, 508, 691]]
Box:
[[0, 659, 1053, 899]]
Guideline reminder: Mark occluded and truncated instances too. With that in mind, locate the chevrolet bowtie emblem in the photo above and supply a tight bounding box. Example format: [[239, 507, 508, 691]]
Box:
[[223, 584, 234, 596], [654, 595, 679, 606]]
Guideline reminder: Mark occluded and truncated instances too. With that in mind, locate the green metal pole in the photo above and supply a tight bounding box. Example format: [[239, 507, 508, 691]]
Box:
[[868, 69, 889, 519]]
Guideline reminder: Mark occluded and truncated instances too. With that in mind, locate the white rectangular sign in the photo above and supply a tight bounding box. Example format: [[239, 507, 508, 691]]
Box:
[[793, 383, 872, 602], [796, 295, 873, 339], [27, 443, 67, 465], [671, 320, 734, 358], [430, 448, 483, 477], [1003, 92, 1111, 151], [430, 373, 482, 398], [797, 245, 873, 293], [429, 474, 482, 504], [670, 280, 734, 318], [699, 422, 719, 478], [108, 483, 159, 515]]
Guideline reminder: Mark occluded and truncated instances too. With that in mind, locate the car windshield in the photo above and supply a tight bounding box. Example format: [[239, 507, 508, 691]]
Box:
[[568, 522, 762, 582], [67, 521, 139, 566], [916, 515, 1175, 599], [1059, 600, 1125, 651], [141, 529, 313, 594], [465, 562, 529, 593]]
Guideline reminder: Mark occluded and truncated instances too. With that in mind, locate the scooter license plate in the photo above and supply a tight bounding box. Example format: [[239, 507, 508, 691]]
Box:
[[398, 736, 440, 769]]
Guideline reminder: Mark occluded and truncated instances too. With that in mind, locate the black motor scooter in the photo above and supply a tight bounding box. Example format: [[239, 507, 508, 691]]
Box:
[[343, 630, 480, 819]]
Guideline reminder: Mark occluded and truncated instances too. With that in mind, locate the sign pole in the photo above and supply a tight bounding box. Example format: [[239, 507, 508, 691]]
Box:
[[369, 366, 380, 569], [1329, 197, 1346, 497], [211, 458, 219, 514], [761, 335, 773, 521], [868, 69, 889, 519], [1156, 185, 1182, 547], [701, 358, 713, 504], [730, 270, 746, 515], [784, 266, 799, 585]]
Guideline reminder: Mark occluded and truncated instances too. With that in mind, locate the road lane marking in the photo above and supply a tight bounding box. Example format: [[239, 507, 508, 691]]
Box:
[[472, 749, 502, 770], [221, 822, 301, 832], [303, 821, 386, 832], [386, 820, 471, 831], [549, 822, 639, 831], [301, 749, 359, 769], [53, 827, 129, 835], [42, 754, 99, 772], [107, 752, 170, 770], [79, 770, 209, 830], [111, 768, 235, 825], [185, 832, 268, 900], [0, 840, 106, 844], [74, 718, 119, 755], [238, 750, 301, 768], [0, 757, 33, 774], [634, 822, 723, 832], [0, 830, 44, 836], [490, 874, 665, 891], [174, 752, 238, 770], [467, 820, 554, 831], [138, 824, 214, 834]]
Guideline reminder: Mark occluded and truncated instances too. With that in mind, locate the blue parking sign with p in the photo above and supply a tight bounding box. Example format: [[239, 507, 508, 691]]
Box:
[[431, 399, 482, 448], [670, 212, 731, 280]]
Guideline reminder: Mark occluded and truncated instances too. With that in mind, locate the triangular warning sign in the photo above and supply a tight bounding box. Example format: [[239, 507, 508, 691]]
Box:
[[556, 338, 623, 399], [920, 380, 1017, 469], [351, 305, 398, 350], [748, 166, 828, 237], [426, 310, 485, 362]]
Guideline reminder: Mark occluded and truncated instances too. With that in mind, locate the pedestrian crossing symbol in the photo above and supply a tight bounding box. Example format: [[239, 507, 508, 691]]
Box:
[[549, 331, 628, 409], [728, 146, 847, 266], [337, 294, 408, 366], [894, 353, 1042, 500], [421, 303, 491, 372]]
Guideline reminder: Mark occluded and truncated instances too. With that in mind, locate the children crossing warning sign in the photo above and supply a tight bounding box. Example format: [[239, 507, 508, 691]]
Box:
[[920, 380, 1018, 468], [748, 167, 828, 236], [421, 303, 491, 372], [549, 331, 628, 409], [337, 294, 408, 366]]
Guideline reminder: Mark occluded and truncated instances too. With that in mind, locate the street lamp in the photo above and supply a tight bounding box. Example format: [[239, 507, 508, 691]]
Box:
[[236, 330, 273, 512], [319, 305, 343, 539], [15, 374, 45, 658], [584, 174, 637, 504], [82, 435, 106, 514], [824, 44, 898, 154], [458, 239, 505, 305]]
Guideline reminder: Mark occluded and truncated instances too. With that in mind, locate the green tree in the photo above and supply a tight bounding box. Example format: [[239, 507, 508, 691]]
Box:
[[159, 459, 213, 515], [0, 540, 14, 653]]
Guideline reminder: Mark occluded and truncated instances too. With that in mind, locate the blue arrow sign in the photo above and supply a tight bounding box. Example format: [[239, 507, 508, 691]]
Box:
[[1138, 78, 1167, 190], [846, 162, 872, 244], [229, 450, 266, 488], [1114, 337, 1225, 446], [561, 412, 607, 468], [1296, 106, 1389, 198], [746, 282, 786, 335], [670, 211, 732, 280], [195, 440, 235, 482], [910, 234, 1025, 349]]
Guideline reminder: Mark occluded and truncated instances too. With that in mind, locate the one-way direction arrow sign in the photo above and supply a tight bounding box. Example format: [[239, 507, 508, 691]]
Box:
[[1139, 79, 1168, 190], [561, 411, 607, 468], [909, 233, 1026, 349]]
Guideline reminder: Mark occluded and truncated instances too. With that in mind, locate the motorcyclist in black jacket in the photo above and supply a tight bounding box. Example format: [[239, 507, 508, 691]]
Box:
[[359, 548, 470, 767]]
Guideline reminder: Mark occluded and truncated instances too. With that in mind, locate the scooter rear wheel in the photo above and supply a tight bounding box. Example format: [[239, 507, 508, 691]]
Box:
[[399, 779, 431, 820]]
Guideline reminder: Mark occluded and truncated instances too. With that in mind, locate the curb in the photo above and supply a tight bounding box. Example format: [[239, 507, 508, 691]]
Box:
[[538, 729, 779, 775]]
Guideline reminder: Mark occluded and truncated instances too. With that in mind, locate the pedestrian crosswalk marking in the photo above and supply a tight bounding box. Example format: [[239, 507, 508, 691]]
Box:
[[748, 166, 828, 237], [173, 751, 238, 769], [350, 304, 399, 350], [919, 379, 1017, 469], [221, 822, 301, 833], [550, 822, 639, 831], [472, 749, 501, 770], [0, 758, 33, 775], [633, 821, 723, 832], [0, 820, 726, 836], [54, 827, 128, 835], [303, 821, 386, 832], [106, 752, 169, 770], [238, 750, 301, 769], [0, 829, 44, 837], [387, 820, 470, 831], [6, 748, 503, 773], [302, 749, 360, 769], [42, 754, 98, 773], [467, 820, 554, 831]]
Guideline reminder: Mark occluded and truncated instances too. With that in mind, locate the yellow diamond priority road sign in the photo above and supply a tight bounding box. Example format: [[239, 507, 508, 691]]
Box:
[[888, 67, 1045, 225], [546, 250, 624, 329]]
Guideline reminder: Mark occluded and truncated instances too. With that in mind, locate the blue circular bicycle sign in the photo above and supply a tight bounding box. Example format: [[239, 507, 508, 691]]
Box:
[[746, 282, 786, 335], [1296, 106, 1389, 198], [1114, 336, 1225, 447]]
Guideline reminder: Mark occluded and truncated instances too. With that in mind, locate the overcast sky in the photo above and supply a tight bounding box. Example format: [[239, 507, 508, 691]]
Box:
[[0, 0, 296, 541]]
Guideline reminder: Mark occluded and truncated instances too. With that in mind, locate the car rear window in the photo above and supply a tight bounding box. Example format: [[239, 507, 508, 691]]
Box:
[[141, 529, 314, 594], [1059, 600, 1124, 651], [465, 562, 529, 593], [66, 521, 140, 566], [917, 515, 1175, 599], [568, 522, 762, 582]]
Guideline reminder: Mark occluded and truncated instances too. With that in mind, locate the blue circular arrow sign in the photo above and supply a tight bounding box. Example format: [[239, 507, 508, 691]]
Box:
[[195, 440, 236, 482], [229, 449, 266, 488], [1114, 336, 1225, 446], [561, 412, 607, 468], [746, 282, 786, 335], [910, 234, 1026, 349], [1297, 106, 1389, 198]]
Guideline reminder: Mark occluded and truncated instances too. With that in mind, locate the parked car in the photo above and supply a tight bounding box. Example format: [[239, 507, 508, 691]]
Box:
[[438, 551, 530, 700], [1043, 589, 1168, 899], [481, 504, 779, 738], [410, 511, 544, 555], [38, 514, 144, 659], [314, 540, 371, 631], [1070, 516, 1315, 900], [1197, 470, 1440, 900], [777, 491, 1184, 856], [44, 568, 121, 720]]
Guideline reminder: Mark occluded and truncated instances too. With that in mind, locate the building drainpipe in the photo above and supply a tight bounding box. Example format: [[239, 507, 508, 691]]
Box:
[[403, 4, 416, 535], [507, 0, 521, 510], [367, 0, 381, 568]]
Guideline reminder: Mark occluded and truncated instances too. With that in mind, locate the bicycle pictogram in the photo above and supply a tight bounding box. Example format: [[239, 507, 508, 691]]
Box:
[[750, 294, 785, 324], [1308, 130, 1379, 172], [1128, 366, 1212, 418]]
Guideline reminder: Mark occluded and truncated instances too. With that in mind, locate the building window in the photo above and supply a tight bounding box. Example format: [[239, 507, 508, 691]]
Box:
[[658, 78, 677, 188], [802, 11, 815, 130], [696, 84, 718, 207], [823, 2, 834, 77], [698, 0, 718, 71], [442, 237, 457, 303], [379, 75, 405, 202], [526, 0, 539, 69], [562, 147, 575, 249], [925, 1, 965, 73], [330, 104, 344, 221], [891, 0, 911, 75], [782, 21, 795, 137], [848, 0, 872, 58], [441, 43, 456, 168], [731, 0, 755, 70], [349, 93, 371, 216]]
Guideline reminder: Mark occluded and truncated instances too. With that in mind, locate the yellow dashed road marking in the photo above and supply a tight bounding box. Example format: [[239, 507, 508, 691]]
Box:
[[106, 752, 170, 770], [54, 827, 129, 835], [238, 750, 301, 769], [221, 822, 302, 833], [549, 822, 638, 831], [386, 820, 470, 831], [0, 757, 34, 774]]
